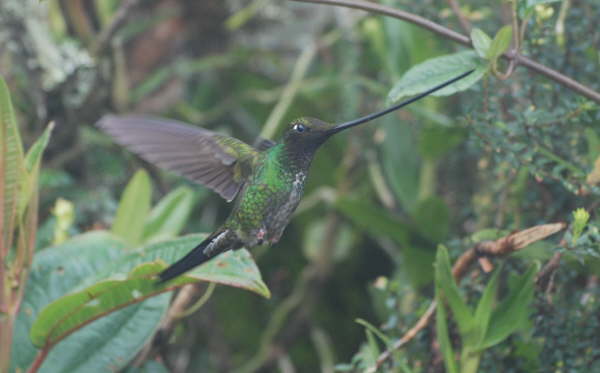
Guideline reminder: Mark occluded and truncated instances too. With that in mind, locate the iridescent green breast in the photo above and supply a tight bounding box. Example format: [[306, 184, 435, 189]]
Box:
[[226, 144, 307, 245]]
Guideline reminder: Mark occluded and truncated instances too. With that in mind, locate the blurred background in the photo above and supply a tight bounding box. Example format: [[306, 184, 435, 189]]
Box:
[[1, 0, 600, 372]]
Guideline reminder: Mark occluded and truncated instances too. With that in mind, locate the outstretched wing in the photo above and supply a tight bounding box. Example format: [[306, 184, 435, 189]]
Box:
[[97, 115, 259, 202]]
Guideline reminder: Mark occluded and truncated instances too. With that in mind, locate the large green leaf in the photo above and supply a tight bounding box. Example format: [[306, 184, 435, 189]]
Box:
[[436, 290, 459, 373], [413, 196, 450, 243], [434, 246, 475, 337], [0, 76, 24, 250], [472, 266, 501, 346], [334, 196, 410, 247], [380, 115, 420, 212], [124, 360, 169, 373], [10, 232, 169, 373], [30, 234, 269, 348], [334, 196, 436, 286], [387, 51, 488, 103], [104, 233, 270, 297], [479, 264, 538, 349], [142, 186, 196, 243], [112, 169, 152, 247]]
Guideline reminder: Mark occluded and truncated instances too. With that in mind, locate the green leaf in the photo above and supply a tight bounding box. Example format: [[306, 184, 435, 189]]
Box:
[[24, 122, 54, 173], [19, 122, 54, 218], [488, 26, 513, 60], [355, 318, 391, 345], [471, 28, 492, 59], [473, 266, 501, 344], [334, 196, 410, 247], [123, 360, 169, 373], [585, 128, 600, 163], [142, 186, 196, 243], [0, 75, 25, 250], [571, 208, 590, 245], [112, 169, 152, 247], [335, 196, 436, 287], [364, 329, 380, 366], [380, 115, 420, 212], [436, 291, 459, 373], [413, 197, 450, 243], [479, 264, 538, 349], [387, 51, 488, 103], [10, 232, 166, 373], [435, 246, 475, 336], [30, 234, 270, 348]]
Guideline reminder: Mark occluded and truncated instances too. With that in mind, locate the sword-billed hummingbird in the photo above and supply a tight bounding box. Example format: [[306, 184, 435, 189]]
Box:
[[98, 70, 472, 283]]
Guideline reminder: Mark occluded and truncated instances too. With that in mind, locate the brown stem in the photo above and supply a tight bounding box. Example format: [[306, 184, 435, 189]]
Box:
[[445, 0, 471, 32], [27, 347, 50, 373], [91, 0, 142, 56], [133, 283, 207, 365], [290, 0, 600, 104]]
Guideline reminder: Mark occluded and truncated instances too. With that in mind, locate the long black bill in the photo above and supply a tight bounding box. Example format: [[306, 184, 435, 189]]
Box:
[[328, 69, 474, 134]]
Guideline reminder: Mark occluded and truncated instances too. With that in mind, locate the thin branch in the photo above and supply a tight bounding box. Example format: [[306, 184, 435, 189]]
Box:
[[290, 0, 600, 104], [133, 283, 211, 366], [91, 0, 142, 56], [370, 222, 566, 371], [260, 42, 317, 140], [174, 282, 216, 319], [27, 346, 50, 373], [260, 29, 341, 140]]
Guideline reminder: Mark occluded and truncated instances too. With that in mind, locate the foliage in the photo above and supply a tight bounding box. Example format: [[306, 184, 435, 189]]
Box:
[[1, 76, 268, 372], [1, 0, 600, 372]]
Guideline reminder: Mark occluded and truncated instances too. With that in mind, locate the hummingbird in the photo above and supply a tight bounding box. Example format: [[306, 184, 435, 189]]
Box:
[[98, 70, 472, 284]]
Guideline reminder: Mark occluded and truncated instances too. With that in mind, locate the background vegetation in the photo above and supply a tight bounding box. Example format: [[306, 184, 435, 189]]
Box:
[[1, 0, 599, 372]]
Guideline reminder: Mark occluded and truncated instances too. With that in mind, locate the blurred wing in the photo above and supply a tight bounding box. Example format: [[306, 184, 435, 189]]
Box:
[[97, 115, 259, 202]]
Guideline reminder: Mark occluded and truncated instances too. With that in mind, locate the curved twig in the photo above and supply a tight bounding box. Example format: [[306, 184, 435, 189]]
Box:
[[445, 0, 471, 32]]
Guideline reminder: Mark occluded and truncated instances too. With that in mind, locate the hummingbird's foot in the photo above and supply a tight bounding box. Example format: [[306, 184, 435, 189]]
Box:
[[256, 228, 266, 245]]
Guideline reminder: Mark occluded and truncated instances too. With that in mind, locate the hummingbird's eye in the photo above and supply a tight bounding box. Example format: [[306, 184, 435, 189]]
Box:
[[293, 123, 307, 133]]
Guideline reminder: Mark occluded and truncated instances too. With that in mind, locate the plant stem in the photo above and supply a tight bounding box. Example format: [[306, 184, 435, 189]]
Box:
[[174, 282, 216, 319], [460, 348, 481, 373], [445, 0, 471, 32], [260, 43, 318, 140], [26, 347, 49, 373]]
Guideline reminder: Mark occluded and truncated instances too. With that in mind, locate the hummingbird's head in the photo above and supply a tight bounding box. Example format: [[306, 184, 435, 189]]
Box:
[[282, 69, 474, 154], [282, 117, 336, 152]]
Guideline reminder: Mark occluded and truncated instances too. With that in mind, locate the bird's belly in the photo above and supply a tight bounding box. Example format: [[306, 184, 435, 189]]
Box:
[[231, 172, 306, 246], [263, 180, 304, 241]]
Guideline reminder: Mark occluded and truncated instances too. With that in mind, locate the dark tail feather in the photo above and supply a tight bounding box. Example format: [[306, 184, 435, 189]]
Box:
[[157, 236, 214, 285]]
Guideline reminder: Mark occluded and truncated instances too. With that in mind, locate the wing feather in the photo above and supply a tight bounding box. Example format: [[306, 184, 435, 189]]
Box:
[[97, 115, 259, 202]]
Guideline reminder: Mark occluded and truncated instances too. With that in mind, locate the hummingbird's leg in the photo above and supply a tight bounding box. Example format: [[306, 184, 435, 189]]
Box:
[[256, 228, 267, 245]]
